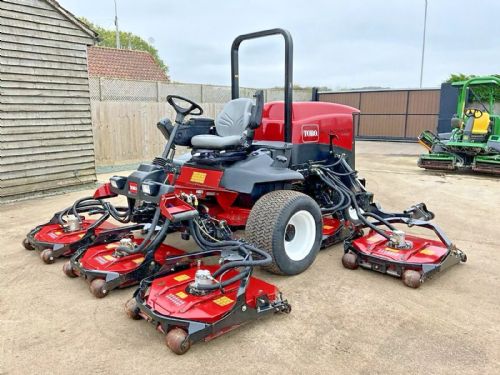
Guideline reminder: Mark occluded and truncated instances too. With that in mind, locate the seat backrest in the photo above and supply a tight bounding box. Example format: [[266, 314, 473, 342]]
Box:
[[215, 98, 254, 137], [471, 112, 490, 135]]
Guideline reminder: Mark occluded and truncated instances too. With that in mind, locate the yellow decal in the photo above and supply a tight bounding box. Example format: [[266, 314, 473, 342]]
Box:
[[174, 274, 190, 282], [323, 225, 334, 230], [384, 247, 400, 253], [103, 255, 115, 261], [420, 248, 435, 256], [213, 296, 234, 307], [105, 243, 119, 249], [176, 291, 188, 299], [78, 234, 84, 238], [55, 231, 62, 236], [132, 257, 144, 264], [190, 171, 207, 184]]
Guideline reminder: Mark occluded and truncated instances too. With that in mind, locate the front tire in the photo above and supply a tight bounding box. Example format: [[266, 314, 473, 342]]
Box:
[[246, 190, 322, 275]]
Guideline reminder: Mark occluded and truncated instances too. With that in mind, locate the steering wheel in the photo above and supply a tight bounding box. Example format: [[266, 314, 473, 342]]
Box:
[[464, 108, 483, 119], [167, 95, 203, 117]]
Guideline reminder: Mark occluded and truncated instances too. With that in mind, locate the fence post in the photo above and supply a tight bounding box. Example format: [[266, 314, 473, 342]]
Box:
[[200, 84, 204, 102], [404, 91, 410, 138], [157, 81, 161, 102], [99, 77, 103, 101]]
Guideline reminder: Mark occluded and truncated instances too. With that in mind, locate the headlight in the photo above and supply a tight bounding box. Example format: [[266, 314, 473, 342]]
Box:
[[110, 176, 126, 189], [141, 181, 159, 196]]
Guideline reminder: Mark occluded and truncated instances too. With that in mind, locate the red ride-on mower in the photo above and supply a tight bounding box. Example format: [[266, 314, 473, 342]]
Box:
[[125, 226, 291, 355], [144, 28, 465, 288]]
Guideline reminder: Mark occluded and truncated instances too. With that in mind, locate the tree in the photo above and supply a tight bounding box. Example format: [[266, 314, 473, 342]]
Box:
[[79, 17, 168, 74], [446, 74, 500, 101]]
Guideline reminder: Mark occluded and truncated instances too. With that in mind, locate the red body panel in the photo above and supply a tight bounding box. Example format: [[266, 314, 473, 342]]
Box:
[[352, 230, 448, 264], [93, 183, 117, 199], [254, 101, 357, 151], [174, 166, 249, 226], [173, 101, 357, 228], [34, 219, 117, 246], [80, 237, 185, 273], [322, 217, 342, 236], [145, 265, 278, 324]]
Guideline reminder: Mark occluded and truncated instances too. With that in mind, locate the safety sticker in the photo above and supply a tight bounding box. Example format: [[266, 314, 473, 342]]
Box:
[[78, 234, 84, 238], [420, 248, 435, 256], [174, 274, 190, 282], [166, 294, 184, 306], [105, 243, 119, 249], [55, 231, 62, 236], [176, 291, 188, 299], [190, 171, 207, 184], [213, 296, 234, 307], [103, 255, 115, 261], [95, 256, 107, 265], [132, 257, 144, 264]]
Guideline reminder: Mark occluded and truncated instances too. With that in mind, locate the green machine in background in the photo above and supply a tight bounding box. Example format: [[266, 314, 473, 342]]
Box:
[[418, 76, 500, 174]]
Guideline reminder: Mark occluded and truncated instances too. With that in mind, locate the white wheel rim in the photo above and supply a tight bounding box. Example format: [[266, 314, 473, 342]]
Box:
[[283, 210, 316, 261]]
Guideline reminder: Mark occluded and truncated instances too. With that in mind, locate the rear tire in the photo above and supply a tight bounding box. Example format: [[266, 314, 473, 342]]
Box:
[[246, 190, 322, 275]]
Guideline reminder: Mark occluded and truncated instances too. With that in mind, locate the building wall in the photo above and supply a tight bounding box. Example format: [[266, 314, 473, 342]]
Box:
[[0, 0, 96, 202]]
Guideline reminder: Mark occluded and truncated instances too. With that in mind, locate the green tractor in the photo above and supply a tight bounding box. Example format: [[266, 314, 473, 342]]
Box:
[[417, 76, 500, 174]]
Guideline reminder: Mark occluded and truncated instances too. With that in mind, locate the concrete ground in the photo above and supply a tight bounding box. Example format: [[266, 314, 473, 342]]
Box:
[[1, 141, 499, 374]]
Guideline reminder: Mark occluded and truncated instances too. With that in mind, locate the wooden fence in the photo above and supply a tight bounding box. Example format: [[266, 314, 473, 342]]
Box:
[[89, 78, 311, 169], [91, 102, 223, 167]]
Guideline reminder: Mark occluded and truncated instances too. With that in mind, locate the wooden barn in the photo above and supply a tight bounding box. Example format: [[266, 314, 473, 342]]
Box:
[[0, 0, 98, 202]]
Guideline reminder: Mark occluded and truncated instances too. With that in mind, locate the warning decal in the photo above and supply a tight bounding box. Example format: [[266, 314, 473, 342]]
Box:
[[190, 171, 207, 184], [174, 274, 190, 282], [213, 296, 234, 307]]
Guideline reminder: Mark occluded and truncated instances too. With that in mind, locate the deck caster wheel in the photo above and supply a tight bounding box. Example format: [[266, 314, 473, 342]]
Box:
[[22, 238, 35, 251], [89, 279, 108, 298], [166, 328, 191, 355], [125, 298, 141, 320], [62, 261, 77, 278], [280, 302, 292, 314], [402, 270, 422, 289], [40, 249, 55, 264], [460, 253, 467, 263], [342, 252, 358, 270]]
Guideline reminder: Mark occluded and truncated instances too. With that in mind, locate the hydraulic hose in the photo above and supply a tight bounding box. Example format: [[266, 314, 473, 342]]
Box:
[[314, 162, 391, 240], [114, 207, 162, 255], [187, 218, 272, 290]]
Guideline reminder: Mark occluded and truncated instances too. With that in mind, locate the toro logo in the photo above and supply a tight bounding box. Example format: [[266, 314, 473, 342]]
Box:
[[302, 124, 319, 143], [128, 182, 138, 195]]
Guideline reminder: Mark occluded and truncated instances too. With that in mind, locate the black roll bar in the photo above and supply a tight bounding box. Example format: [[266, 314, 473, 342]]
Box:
[[231, 28, 294, 143]]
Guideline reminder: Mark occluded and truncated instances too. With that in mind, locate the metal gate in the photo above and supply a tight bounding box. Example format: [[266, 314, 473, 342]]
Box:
[[316, 88, 440, 141]]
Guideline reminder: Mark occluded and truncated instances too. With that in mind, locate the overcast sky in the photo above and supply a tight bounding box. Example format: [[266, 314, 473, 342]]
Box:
[[59, 0, 499, 90]]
